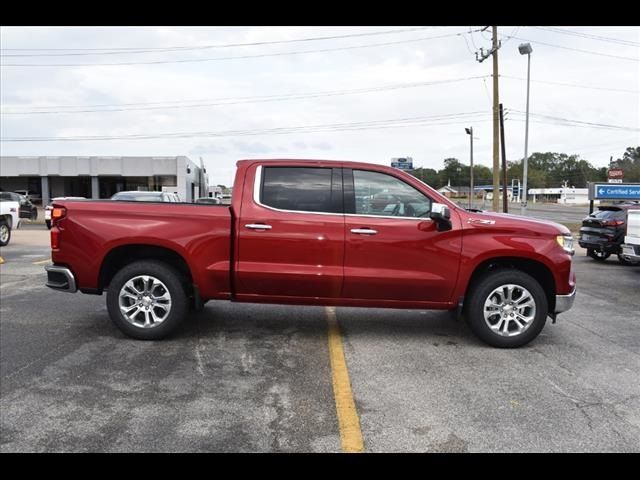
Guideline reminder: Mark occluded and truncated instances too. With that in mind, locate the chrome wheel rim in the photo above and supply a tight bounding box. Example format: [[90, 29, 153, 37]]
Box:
[[0, 224, 8, 243], [483, 284, 536, 337], [119, 275, 172, 328]]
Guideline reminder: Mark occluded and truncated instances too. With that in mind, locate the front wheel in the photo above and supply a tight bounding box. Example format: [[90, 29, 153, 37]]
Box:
[[587, 248, 610, 261], [0, 220, 11, 246], [465, 269, 548, 348], [106, 260, 188, 340]]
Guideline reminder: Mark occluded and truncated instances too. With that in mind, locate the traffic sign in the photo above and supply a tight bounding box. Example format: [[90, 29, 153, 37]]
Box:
[[590, 183, 640, 200]]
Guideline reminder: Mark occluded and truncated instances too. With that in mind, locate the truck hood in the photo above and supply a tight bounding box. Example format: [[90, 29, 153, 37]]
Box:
[[461, 209, 570, 236]]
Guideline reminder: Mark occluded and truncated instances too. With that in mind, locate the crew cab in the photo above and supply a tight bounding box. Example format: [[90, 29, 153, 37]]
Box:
[[44, 159, 577, 348]]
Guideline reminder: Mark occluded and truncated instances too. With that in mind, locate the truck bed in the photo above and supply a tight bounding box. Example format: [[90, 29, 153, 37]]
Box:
[[51, 200, 233, 298]]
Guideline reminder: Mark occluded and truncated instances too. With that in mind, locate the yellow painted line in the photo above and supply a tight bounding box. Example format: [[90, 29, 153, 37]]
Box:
[[325, 306, 364, 453], [32, 258, 52, 265]]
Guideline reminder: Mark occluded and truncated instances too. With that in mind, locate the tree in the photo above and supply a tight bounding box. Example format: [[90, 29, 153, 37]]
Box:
[[611, 146, 640, 182]]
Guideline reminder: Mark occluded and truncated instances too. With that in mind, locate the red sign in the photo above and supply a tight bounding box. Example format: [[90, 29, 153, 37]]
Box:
[[608, 169, 624, 179]]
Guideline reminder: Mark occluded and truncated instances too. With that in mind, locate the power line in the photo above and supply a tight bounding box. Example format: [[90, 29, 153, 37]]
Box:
[[507, 35, 640, 62], [530, 27, 640, 47], [0, 111, 490, 142], [1, 29, 482, 67], [0, 27, 437, 56], [501, 74, 639, 94], [0, 75, 491, 115], [507, 110, 639, 131]]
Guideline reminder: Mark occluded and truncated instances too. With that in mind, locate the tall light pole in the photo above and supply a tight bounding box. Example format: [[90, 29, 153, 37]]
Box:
[[465, 127, 474, 209], [519, 42, 533, 216]]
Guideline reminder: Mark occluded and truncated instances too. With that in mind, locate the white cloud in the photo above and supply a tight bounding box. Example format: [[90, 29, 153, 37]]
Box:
[[1, 26, 638, 187]]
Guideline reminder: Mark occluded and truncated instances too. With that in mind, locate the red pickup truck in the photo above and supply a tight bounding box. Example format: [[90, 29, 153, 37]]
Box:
[[45, 159, 576, 347]]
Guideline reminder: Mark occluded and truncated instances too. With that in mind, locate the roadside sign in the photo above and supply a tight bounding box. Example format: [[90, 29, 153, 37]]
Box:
[[589, 183, 640, 200], [391, 157, 413, 171], [608, 169, 624, 179]]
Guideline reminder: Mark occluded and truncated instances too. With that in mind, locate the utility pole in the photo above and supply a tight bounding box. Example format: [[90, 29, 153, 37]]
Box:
[[499, 103, 508, 213], [474, 26, 501, 212], [465, 127, 474, 209], [491, 26, 500, 212]]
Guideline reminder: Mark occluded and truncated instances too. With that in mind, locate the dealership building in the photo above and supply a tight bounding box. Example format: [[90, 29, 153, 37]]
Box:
[[0, 156, 209, 204]]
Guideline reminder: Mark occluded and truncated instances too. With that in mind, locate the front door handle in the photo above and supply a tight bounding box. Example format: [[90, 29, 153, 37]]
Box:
[[350, 228, 377, 235], [245, 224, 272, 230]]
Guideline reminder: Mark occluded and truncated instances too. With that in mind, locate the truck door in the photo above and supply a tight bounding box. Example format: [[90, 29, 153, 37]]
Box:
[[236, 164, 345, 299], [342, 168, 462, 304]]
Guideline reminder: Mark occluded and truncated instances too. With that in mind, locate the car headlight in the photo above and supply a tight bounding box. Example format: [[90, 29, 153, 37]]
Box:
[[556, 234, 575, 255]]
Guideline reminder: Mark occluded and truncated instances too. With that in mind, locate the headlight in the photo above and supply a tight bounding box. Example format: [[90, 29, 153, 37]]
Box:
[[556, 234, 575, 255]]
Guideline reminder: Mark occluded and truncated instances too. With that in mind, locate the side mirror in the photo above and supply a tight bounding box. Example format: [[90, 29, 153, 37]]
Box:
[[429, 203, 452, 231]]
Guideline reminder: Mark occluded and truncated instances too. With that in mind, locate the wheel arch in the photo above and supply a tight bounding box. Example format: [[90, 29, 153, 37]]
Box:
[[465, 256, 557, 314], [98, 244, 194, 294]]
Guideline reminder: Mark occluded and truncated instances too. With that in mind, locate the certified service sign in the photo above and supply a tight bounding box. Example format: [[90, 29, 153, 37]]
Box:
[[592, 183, 640, 200]]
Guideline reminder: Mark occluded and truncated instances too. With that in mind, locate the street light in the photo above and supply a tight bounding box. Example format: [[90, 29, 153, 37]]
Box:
[[465, 127, 474, 209], [518, 42, 532, 215]]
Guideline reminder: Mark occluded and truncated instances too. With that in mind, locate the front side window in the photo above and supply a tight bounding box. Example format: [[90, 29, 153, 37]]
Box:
[[353, 170, 432, 218], [261, 167, 339, 213]]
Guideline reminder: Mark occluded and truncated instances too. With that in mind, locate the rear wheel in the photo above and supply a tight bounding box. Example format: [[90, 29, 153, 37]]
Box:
[[106, 260, 188, 340], [45, 220, 51, 229], [0, 219, 11, 246], [465, 269, 548, 348], [587, 248, 610, 261]]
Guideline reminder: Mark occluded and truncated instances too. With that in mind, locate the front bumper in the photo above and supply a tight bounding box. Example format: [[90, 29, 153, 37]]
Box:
[[554, 287, 576, 314], [45, 265, 77, 293]]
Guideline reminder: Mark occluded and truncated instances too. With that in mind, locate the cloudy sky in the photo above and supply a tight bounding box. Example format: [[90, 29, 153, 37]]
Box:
[[1, 26, 638, 186]]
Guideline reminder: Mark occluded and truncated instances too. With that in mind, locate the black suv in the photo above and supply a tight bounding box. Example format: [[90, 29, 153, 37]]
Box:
[[578, 203, 640, 265], [0, 191, 38, 220]]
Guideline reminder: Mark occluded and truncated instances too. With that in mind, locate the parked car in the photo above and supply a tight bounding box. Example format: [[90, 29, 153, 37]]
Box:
[[45, 197, 86, 229], [0, 191, 38, 220], [578, 203, 640, 265], [13, 189, 41, 204], [195, 197, 222, 205], [0, 199, 20, 246], [621, 208, 640, 263], [44, 159, 576, 348], [111, 191, 180, 202]]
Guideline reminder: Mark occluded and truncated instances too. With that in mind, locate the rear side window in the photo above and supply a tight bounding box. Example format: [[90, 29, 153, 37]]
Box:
[[261, 167, 341, 213]]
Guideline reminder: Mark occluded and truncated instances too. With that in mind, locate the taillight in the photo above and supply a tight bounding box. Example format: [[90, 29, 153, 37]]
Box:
[[50, 206, 66, 249], [51, 228, 60, 249], [51, 207, 66, 221], [602, 220, 624, 227]]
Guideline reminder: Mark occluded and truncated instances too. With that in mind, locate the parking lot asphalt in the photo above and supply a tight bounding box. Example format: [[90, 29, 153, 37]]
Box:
[[1, 225, 639, 452]]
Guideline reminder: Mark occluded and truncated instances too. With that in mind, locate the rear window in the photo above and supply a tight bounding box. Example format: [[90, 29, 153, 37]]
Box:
[[592, 208, 625, 221], [261, 167, 339, 213]]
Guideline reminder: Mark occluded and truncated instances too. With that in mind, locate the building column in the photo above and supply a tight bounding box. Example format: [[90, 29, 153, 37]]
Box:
[[41, 176, 50, 206], [91, 176, 99, 199]]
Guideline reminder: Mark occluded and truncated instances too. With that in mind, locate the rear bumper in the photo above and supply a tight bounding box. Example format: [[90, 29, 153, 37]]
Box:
[[554, 287, 576, 314], [621, 243, 640, 261], [45, 265, 77, 293], [578, 239, 619, 253]]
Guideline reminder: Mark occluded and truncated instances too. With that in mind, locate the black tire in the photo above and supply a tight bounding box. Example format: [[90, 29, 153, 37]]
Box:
[[587, 248, 610, 261], [45, 220, 51, 229], [465, 269, 548, 348], [106, 260, 189, 340], [617, 254, 640, 266], [0, 219, 11, 246], [30, 210, 37, 221]]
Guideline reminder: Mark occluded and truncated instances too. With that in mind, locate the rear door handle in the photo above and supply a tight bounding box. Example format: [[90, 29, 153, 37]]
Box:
[[245, 224, 272, 230], [350, 228, 377, 235]]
